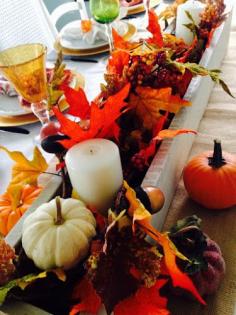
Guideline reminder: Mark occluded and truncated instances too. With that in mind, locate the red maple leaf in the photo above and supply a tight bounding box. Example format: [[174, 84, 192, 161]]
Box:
[[70, 276, 102, 315], [61, 85, 90, 119], [147, 10, 164, 48], [112, 28, 132, 50], [176, 37, 198, 63], [113, 279, 169, 315], [206, 26, 218, 48], [53, 83, 131, 149]]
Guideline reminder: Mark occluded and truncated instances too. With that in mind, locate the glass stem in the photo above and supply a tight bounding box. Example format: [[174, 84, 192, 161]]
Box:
[[105, 23, 114, 52], [144, 0, 150, 27], [31, 100, 50, 125]]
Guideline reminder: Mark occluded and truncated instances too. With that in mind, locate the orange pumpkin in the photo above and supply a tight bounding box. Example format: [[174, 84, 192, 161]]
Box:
[[0, 185, 42, 236], [183, 139, 236, 209]]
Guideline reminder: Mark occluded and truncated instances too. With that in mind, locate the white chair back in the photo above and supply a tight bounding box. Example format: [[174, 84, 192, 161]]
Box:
[[0, 0, 58, 52]]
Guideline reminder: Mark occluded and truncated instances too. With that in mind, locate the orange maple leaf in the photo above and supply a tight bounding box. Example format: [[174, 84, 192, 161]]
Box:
[[154, 128, 197, 140], [70, 276, 102, 315], [147, 10, 164, 48], [130, 86, 191, 129], [139, 220, 206, 305], [113, 279, 169, 315], [112, 28, 142, 52], [107, 50, 130, 75], [53, 83, 131, 149]]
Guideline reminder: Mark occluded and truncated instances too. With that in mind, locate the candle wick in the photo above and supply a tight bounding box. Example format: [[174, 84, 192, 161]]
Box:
[[90, 149, 93, 154]]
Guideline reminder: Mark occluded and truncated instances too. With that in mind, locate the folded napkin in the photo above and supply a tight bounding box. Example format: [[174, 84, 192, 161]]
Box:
[[62, 21, 106, 45], [0, 76, 17, 97], [61, 7, 128, 46]]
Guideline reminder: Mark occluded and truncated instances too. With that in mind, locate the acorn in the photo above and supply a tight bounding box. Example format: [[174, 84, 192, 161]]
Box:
[[135, 186, 165, 214], [41, 134, 69, 154]]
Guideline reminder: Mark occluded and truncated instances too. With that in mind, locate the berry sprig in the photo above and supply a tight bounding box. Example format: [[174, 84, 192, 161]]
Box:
[[0, 237, 16, 285]]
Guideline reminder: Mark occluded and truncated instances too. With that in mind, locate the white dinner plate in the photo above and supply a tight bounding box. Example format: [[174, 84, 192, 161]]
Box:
[[0, 95, 29, 117]]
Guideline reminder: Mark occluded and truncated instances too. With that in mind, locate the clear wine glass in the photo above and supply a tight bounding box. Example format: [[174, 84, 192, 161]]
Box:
[[90, 0, 120, 52], [0, 43, 50, 142], [143, 0, 150, 27]]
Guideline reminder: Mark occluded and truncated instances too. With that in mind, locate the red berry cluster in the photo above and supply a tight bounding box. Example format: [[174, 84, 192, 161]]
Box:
[[131, 153, 146, 172], [124, 51, 183, 92], [125, 54, 156, 88], [0, 238, 16, 285]]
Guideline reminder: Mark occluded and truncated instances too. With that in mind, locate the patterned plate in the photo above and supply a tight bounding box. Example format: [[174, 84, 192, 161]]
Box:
[[126, 0, 160, 15]]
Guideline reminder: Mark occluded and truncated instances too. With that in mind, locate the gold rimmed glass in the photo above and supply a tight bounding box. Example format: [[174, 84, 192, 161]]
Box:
[[0, 43, 50, 127]]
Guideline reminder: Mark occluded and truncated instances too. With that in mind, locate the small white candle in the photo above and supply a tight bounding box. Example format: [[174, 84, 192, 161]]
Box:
[[65, 139, 123, 214], [176, 0, 206, 45]]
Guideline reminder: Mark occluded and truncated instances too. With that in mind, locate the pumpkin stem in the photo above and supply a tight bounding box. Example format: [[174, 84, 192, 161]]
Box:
[[55, 196, 64, 225], [208, 139, 226, 168]]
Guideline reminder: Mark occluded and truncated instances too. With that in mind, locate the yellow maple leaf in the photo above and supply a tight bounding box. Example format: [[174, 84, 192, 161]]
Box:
[[129, 86, 191, 129], [124, 181, 151, 231], [0, 146, 48, 209], [0, 146, 48, 187]]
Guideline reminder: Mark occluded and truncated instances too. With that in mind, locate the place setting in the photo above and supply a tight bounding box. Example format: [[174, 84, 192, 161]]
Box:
[[0, 48, 84, 128], [55, 0, 137, 57], [0, 0, 235, 315]]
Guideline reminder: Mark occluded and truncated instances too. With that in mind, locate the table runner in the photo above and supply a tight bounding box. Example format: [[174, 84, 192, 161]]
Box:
[[163, 7, 236, 315]]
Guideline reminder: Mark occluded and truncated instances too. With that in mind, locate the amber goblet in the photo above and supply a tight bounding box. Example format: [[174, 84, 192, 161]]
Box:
[[0, 43, 50, 127]]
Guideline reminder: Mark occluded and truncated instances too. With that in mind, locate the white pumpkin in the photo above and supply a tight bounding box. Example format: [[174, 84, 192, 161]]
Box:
[[22, 197, 96, 270]]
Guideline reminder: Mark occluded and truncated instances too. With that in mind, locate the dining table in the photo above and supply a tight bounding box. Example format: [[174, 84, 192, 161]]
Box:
[[164, 6, 236, 315], [0, 1, 235, 315]]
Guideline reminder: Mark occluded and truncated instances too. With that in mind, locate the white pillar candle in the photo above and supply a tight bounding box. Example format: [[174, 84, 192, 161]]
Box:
[[65, 138, 123, 215], [175, 0, 206, 45]]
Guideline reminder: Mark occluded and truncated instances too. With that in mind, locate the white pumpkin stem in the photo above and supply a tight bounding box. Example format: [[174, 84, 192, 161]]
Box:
[[55, 196, 64, 225]]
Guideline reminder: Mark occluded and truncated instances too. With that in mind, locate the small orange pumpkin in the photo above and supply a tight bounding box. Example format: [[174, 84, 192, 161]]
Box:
[[0, 185, 42, 236], [183, 139, 236, 209]]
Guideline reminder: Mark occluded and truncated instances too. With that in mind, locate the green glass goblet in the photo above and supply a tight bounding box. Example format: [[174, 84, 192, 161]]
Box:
[[90, 0, 120, 52]]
